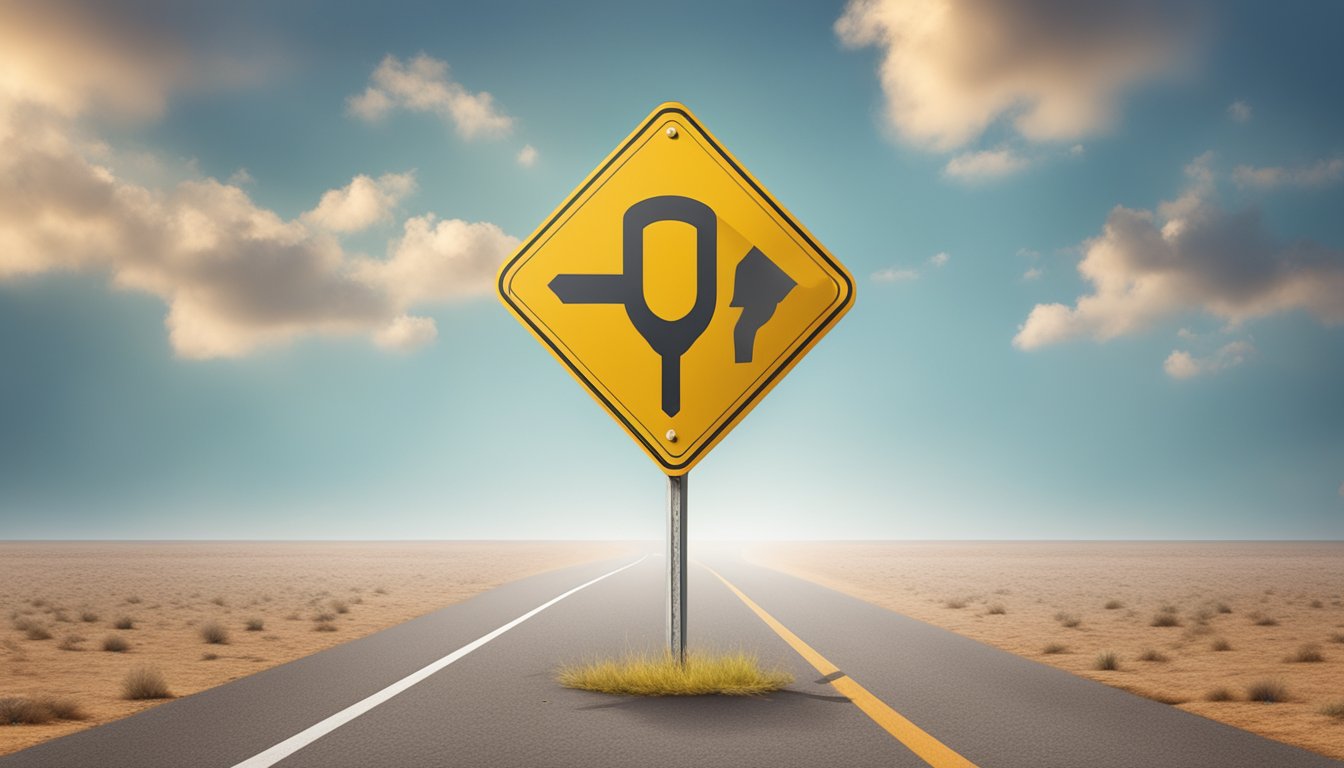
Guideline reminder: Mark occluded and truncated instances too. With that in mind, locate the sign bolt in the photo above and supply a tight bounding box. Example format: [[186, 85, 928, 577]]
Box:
[[666, 429, 678, 443], [665, 126, 678, 139]]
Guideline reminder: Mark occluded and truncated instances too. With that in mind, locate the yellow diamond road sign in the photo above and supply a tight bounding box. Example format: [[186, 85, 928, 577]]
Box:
[[497, 102, 854, 475]]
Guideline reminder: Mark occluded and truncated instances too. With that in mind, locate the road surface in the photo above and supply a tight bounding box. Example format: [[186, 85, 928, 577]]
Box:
[[3, 553, 1339, 768]]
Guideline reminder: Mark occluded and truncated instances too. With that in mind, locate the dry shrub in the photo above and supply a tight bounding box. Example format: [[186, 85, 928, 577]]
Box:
[[1206, 687, 1236, 702], [1211, 638, 1233, 652], [58, 634, 85, 651], [1055, 612, 1081, 628], [330, 600, 349, 614], [23, 624, 53, 641], [985, 604, 1006, 615], [1042, 642, 1068, 654], [1138, 649, 1169, 663], [80, 611, 98, 623], [1246, 679, 1288, 703], [245, 618, 265, 632], [113, 617, 135, 630], [1151, 613, 1181, 628], [102, 635, 130, 653], [314, 621, 338, 632], [1287, 644, 1324, 663], [1095, 651, 1120, 671], [1104, 599, 1123, 610], [199, 622, 230, 645], [122, 666, 172, 700]]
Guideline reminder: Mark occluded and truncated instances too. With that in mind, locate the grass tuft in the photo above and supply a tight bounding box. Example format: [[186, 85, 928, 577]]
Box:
[[1246, 679, 1288, 703], [1320, 701, 1344, 720], [244, 618, 264, 632], [1055, 612, 1081, 628], [1287, 644, 1324, 663], [1211, 638, 1233, 652], [1330, 632, 1344, 644], [23, 624, 52, 641], [1094, 650, 1120, 671], [210, 596, 227, 607], [122, 666, 172, 700], [1150, 613, 1182, 628], [199, 621, 229, 645], [943, 597, 967, 609], [1251, 613, 1279, 627], [80, 611, 99, 623], [1104, 599, 1123, 610], [1214, 602, 1232, 614], [557, 651, 793, 697], [38, 697, 87, 721], [58, 634, 85, 651], [1138, 649, 1169, 663], [314, 621, 337, 632], [1042, 642, 1068, 655], [0, 698, 53, 725], [102, 635, 130, 652], [985, 604, 1006, 615], [1206, 687, 1236, 702], [331, 600, 350, 614], [113, 616, 135, 630]]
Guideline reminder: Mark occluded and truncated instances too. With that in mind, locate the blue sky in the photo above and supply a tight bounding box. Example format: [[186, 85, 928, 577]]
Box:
[[1, 0, 1341, 540]]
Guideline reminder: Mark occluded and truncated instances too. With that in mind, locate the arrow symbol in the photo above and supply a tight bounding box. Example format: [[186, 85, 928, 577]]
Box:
[[730, 247, 796, 364]]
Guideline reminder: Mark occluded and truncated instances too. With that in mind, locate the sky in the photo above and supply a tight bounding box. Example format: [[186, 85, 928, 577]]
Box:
[[1, 0, 1342, 541]]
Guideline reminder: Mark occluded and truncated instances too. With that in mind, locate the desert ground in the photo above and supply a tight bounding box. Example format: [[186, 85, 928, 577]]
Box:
[[0, 541, 635, 756], [748, 541, 1344, 760]]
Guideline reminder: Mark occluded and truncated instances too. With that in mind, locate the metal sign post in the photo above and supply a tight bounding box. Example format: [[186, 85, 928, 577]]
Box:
[[666, 473, 688, 664]]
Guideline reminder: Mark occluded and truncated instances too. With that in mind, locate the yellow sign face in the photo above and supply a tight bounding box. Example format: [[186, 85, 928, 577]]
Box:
[[498, 103, 854, 475]]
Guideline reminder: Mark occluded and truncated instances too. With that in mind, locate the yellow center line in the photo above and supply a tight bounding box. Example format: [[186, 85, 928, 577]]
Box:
[[702, 564, 979, 768]]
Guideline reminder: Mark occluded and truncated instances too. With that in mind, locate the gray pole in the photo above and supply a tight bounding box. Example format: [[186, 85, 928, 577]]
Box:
[[666, 473, 688, 664]]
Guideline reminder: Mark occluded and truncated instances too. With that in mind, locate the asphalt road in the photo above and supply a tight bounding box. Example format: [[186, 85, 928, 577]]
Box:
[[4, 553, 1340, 768]]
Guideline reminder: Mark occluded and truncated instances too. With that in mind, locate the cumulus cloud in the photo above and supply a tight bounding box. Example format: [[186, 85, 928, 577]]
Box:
[[1163, 341, 1254, 379], [1232, 157, 1344, 189], [348, 54, 513, 140], [516, 144, 538, 168], [929, 251, 950, 267], [871, 267, 919, 283], [355, 216, 518, 307], [1227, 100, 1252, 123], [1014, 154, 1344, 350], [302, 172, 416, 233], [0, 7, 513, 359], [836, 0, 1199, 150], [945, 149, 1029, 180]]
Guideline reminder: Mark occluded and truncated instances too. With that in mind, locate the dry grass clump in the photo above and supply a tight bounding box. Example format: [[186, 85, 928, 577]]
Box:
[[245, 618, 265, 632], [210, 596, 227, 607], [1328, 632, 1344, 644], [0, 696, 88, 725], [1214, 601, 1232, 614], [1206, 687, 1236, 702], [125, 595, 142, 605], [1320, 701, 1344, 720], [1095, 651, 1121, 671], [122, 666, 172, 700], [112, 616, 135, 630], [1055, 612, 1081, 628], [557, 651, 793, 696], [314, 621, 337, 632], [79, 611, 99, 623], [943, 597, 967, 609], [1287, 644, 1324, 663], [23, 624, 52, 641], [313, 611, 336, 623], [102, 635, 130, 652], [201, 652, 219, 661], [1138, 649, 1169, 663], [1246, 679, 1289, 703], [985, 603, 1006, 615], [331, 600, 350, 614], [1211, 638, 1233, 652], [1104, 599, 1123, 610], [1151, 612, 1182, 628], [57, 634, 85, 651], [199, 621, 229, 645], [1251, 613, 1279, 626], [1042, 642, 1068, 654]]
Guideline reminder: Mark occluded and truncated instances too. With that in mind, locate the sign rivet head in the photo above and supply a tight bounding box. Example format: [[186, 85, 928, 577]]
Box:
[[665, 429, 678, 442], [665, 125, 678, 139]]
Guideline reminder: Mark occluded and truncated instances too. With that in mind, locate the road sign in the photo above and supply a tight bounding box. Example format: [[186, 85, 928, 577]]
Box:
[[497, 102, 854, 476]]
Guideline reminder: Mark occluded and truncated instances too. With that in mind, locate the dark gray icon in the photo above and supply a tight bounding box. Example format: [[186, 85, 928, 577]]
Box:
[[730, 247, 796, 363], [550, 196, 794, 417]]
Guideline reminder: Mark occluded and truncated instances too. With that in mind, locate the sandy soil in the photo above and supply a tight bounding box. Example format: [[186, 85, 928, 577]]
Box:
[[0, 541, 636, 756], [747, 541, 1344, 760]]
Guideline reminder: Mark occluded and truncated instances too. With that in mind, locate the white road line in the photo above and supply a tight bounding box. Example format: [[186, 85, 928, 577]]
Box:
[[231, 555, 649, 768]]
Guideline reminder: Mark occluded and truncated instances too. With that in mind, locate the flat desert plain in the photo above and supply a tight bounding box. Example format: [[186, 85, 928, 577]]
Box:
[[0, 541, 635, 756], [749, 541, 1344, 760]]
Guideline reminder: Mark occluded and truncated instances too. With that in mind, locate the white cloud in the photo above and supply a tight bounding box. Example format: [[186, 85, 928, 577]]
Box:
[[1227, 100, 1252, 123], [348, 54, 513, 140], [836, 0, 1199, 151], [1232, 157, 1344, 189], [1163, 341, 1254, 379], [355, 215, 519, 307], [1014, 154, 1344, 350], [1022, 267, 1043, 281], [516, 144, 538, 168], [871, 266, 920, 282], [302, 172, 416, 233], [928, 251, 950, 267], [944, 149, 1029, 180], [0, 9, 514, 359], [1176, 327, 1198, 340], [226, 168, 254, 186], [375, 314, 438, 351]]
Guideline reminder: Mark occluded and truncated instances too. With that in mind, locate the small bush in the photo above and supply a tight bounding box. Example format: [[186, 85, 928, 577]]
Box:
[[53, 610, 71, 623], [80, 611, 99, 623], [113, 616, 135, 630], [199, 622, 229, 645], [1206, 687, 1236, 702], [1211, 638, 1233, 652], [1310, 599, 1324, 609], [1246, 679, 1288, 703], [24, 624, 52, 641], [201, 652, 219, 661], [122, 666, 172, 700], [39, 697, 87, 721], [210, 596, 226, 607], [313, 612, 335, 623], [943, 597, 966, 609], [1151, 613, 1182, 628], [1042, 642, 1068, 654], [245, 618, 264, 632], [1055, 612, 1081, 628], [1138, 649, 1169, 663], [58, 634, 85, 651], [0, 697, 52, 725], [1095, 651, 1120, 671], [986, 604, 1006, 615], [314, 621, 337, 632], [1320, 701, 1344, 720], [102, 635, 130, 652], [1288, 644, 1324, 663], [1252, 614, 1279, 627], [1104, 599, 1123, 610], [1328, 632, 1344, 644], [1214, 602, 1232, 614], [557, 650, 792, 696], [331, 600, 349, 615]]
